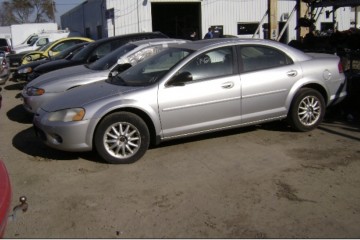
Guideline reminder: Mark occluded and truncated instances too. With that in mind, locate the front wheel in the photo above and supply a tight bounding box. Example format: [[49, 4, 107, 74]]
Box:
[[288, 88, 325, 132], [94, 112, 150, 164]]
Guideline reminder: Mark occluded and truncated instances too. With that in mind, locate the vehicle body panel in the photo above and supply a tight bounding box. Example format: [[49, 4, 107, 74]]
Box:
[[0, 160, 11, 238]]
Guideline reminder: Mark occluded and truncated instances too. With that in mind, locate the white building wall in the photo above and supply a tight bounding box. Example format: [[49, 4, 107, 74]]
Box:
[[106, 0, 153, 37], [201, 0, 268, 38], [311, 6, 352, 32], [63, 0, 356, 42]]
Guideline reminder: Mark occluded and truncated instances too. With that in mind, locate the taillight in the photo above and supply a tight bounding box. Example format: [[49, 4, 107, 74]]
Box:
[[338, 61, 344, 73]]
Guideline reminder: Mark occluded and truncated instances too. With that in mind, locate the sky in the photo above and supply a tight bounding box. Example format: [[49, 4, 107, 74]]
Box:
[[0, 0, 85, 26]]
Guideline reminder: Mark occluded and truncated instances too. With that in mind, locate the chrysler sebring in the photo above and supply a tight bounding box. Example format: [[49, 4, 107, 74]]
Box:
[[33, 38, 347, 164]]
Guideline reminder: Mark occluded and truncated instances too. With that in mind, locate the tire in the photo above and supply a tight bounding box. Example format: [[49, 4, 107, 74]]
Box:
[[94, 112, 150, 164], [288, 88, 325, 132]]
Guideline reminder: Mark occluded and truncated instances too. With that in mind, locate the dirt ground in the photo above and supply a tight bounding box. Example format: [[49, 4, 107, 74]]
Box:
[[1, 78, 360, 238]]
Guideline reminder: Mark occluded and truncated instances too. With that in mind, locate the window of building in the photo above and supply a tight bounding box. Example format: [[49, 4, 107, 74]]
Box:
[[97, 25, 103, 39], [85, 28, 91, 38], [321, 22, 334, 33], [237, 23, 259, 35]]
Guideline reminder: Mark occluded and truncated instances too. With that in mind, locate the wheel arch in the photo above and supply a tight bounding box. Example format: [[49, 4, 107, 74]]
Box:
[[287, 82, 329, 112], [93, 107, 159, 148]]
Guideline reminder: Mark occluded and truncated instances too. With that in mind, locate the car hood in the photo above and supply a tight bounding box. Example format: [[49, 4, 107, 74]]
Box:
[[29, 65, 105, 88], [41, 80, 139, 112], [34, 59, 83, 74], [18, 58, 50, 70]]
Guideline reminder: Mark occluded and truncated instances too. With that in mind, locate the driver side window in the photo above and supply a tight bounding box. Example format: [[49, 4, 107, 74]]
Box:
[[179, 47, 234, 82]]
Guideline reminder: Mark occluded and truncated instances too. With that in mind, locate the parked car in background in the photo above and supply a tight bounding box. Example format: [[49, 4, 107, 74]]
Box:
[[0, 51, 10, 85], [0, 160, 11, 238], [15, 42, 90, 82], [33, 38, 347, 164], [8, 37, 93, 70], [22, 38, 187, 114], [27, 32, 168, 81], [0, 38, 12, 55]]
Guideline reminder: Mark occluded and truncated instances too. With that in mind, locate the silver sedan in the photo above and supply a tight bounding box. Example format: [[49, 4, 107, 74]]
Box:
[[33, 38, 347, 164], [21, 38, 187, 113]]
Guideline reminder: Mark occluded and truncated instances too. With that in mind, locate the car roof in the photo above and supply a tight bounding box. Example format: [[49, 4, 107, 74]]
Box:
[[165, 38, 310, 61], [89, 32, 168, 46], [130, 38, 188, 47]]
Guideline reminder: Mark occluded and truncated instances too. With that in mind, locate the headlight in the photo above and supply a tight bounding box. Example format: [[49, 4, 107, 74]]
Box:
[[25, 86, 45, 96], [48, 108, 85, 122], [18, 67, 33, 74]]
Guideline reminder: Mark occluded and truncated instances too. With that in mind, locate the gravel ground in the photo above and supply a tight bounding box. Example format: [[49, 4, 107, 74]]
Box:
[[1, 78, 360, 238]]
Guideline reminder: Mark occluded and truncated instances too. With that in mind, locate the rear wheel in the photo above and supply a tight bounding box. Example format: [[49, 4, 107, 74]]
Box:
[[288, 88, 325, 132], [94, 112, 150, 164]]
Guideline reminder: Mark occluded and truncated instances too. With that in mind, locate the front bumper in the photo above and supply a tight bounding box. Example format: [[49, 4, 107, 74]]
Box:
[[33, 109, 93, 152]]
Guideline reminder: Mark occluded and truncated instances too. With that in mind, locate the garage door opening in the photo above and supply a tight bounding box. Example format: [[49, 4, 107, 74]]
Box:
[[151, 2, 201, 40]]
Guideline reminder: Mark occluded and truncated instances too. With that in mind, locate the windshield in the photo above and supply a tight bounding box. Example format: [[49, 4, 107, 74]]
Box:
[[38, 42, 53, 51], [88, 43, 137, 70], [71, 42, 96, 61], [53, 43, 87, 60], [109, 47, 193, 86], [28, 37, 39, 46]]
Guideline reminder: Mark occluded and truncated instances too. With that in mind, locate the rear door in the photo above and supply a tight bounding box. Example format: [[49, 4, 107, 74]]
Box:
[[238, 45, 303, 123]]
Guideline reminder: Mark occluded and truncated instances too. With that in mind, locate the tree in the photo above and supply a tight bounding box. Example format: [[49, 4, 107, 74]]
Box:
[[0, 0, 56, 25]]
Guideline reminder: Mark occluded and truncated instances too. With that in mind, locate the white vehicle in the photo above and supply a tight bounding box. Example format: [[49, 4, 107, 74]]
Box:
[[12, 30, 78, 54], [9, 23, 58, 46]]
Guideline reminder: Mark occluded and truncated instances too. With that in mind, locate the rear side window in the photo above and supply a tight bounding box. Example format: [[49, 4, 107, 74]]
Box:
[[239, 45, 293, 73]]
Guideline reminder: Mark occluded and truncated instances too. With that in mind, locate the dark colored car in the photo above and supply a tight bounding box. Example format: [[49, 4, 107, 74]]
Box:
[[0, 160, 11, 238], [15, 42, 90, 82], [28, 32, 168, 81]]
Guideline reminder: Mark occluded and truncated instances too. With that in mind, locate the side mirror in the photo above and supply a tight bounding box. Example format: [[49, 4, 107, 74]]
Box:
[[115, 63, 132, 72], [168, 71, 193, 86]]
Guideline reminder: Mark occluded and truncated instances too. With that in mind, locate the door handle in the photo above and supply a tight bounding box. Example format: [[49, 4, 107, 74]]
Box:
[[221, 82, 234, 89], [287, 70, 298, 77]]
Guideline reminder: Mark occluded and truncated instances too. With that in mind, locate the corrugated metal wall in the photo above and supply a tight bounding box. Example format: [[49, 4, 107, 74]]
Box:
[[106, 0, 153, 36], [62, 0, 354, 42]]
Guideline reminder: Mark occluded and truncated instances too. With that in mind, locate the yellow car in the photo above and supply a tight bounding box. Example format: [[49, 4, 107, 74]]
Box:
[[21, 37, 93, 65]]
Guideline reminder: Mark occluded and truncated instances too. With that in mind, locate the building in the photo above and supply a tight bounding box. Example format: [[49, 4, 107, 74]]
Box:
[[60, 0, 360, 43]]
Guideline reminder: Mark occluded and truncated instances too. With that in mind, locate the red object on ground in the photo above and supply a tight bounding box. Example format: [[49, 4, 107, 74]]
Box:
[[0, 160, 11, 238]]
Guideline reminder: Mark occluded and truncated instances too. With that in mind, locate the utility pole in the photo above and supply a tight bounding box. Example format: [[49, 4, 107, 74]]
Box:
[[52, 0, 56, 23], [268, 0, 278, 40]]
